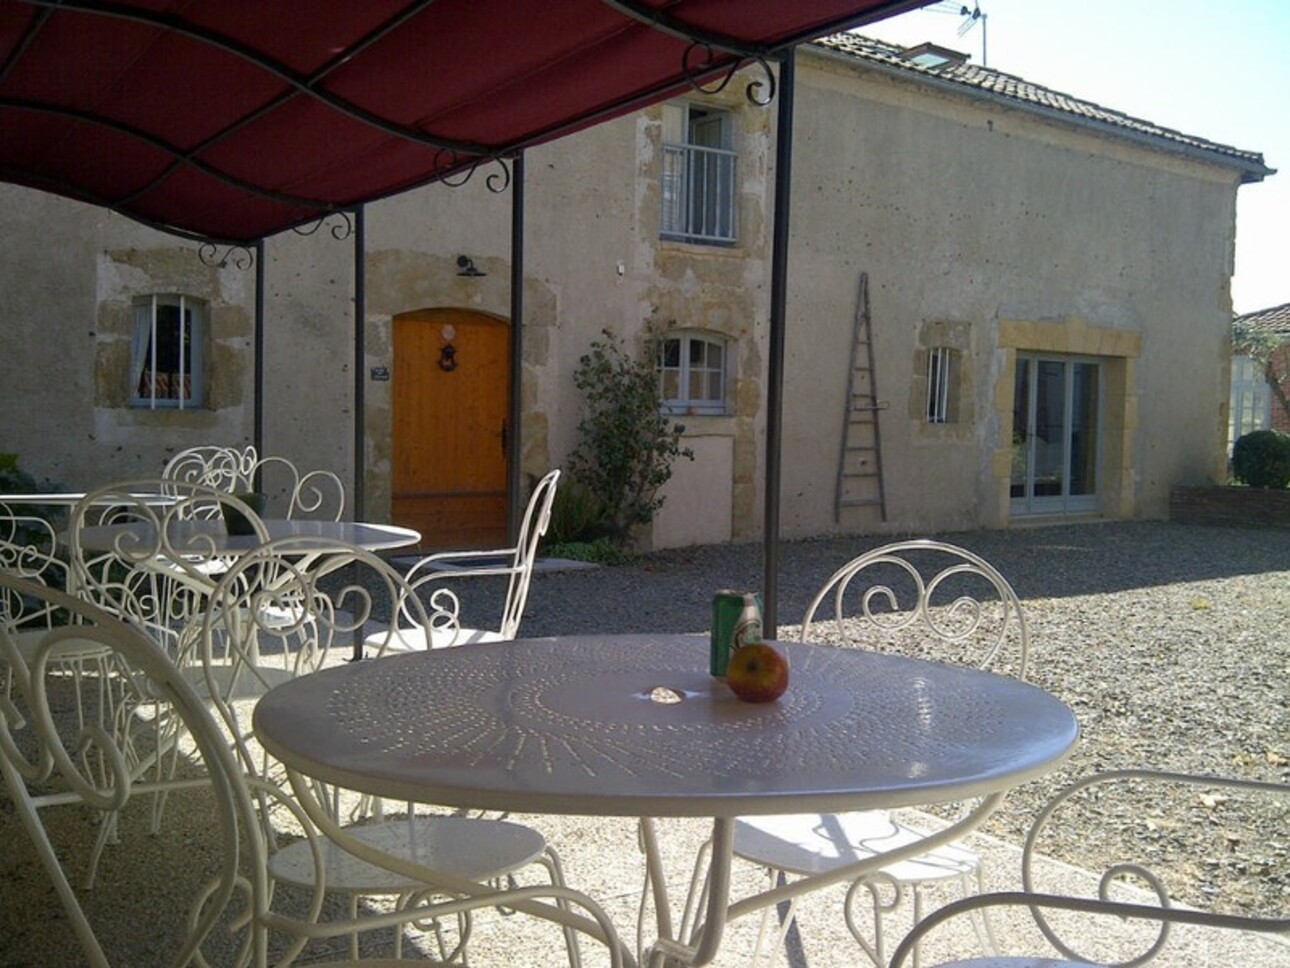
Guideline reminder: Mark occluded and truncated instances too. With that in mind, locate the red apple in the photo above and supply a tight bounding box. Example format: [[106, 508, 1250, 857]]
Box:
[[726, 643, 789, 703]]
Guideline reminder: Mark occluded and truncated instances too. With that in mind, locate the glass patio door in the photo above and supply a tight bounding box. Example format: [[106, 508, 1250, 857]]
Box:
[[1011, 354, 1101, 515]]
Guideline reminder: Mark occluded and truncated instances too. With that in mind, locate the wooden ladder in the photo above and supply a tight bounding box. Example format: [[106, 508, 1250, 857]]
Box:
[[834, 272, 888, 521]]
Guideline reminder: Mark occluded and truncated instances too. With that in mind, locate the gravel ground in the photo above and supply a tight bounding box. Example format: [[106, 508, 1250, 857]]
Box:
[[463, 519, 1290, 917]]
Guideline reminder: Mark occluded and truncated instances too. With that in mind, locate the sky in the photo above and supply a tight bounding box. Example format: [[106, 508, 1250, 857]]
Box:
[[855, 0, 1288, 315]]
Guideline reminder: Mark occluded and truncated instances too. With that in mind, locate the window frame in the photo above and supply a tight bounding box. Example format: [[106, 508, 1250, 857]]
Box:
[[130, 293, 206, 410], [660, 103, 737, 245], [658, 332, 729, 417], [926, 346, 954, 423], [1229, 354, 1272, 450]]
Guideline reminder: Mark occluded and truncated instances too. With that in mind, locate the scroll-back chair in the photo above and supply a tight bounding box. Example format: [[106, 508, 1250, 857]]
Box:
[[203, 536, 589, 965], [889, 769, 1289, 967], [732, 539, 1030, 968], [364, 468, 560, 653], [0, 570, 625, 967], [1, 502, 115, 733], [163, 444, 346, 521]]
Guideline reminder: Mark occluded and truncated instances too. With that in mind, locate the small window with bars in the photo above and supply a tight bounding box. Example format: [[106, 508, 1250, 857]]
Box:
[[659, 333, 727, 416], [131, 294, 205, 410], [926, 346, 955, 423]]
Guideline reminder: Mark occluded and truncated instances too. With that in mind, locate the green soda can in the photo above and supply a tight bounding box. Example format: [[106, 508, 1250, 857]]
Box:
[[710, 590, 763, 677]]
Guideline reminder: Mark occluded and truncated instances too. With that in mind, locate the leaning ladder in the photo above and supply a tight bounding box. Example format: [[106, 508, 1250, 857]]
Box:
[[834, 272, 888, 521]]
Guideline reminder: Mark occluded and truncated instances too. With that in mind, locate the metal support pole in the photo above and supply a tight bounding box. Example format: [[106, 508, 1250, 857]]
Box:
[[353, 204, 367, 520], [763, 51, 794, 637], [253, 239, 265, 460], [508, 152, 525, 544]]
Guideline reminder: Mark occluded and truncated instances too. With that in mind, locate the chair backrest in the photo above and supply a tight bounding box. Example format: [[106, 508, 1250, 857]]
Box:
[[0, 503, 69, 628], [163, 445, 346, 521], [249, 455, 346, 521], [67, 479, 270, 658], [2, 565, 627, 967], [889, 769, 1290, 967], [402, 467, 560, 641], [197, 536, 444, 765], [162, 444, 258, 497], [0, 569, 261, 968], [800, 539, 1029, 679]]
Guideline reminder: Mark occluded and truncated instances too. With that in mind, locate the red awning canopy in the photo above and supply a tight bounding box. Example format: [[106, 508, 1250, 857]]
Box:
[[0, 0, 930, 243]]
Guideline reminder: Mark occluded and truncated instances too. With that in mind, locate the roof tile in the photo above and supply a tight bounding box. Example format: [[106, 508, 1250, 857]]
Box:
[[814, 33, 1269, 177]]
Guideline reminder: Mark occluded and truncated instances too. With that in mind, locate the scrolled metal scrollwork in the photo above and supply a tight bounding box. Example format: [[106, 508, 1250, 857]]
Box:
[[436, 149, 511, 194], [197, 242, 256, 270], [681, 42, 777, 105], [291, 211, 355, 241]]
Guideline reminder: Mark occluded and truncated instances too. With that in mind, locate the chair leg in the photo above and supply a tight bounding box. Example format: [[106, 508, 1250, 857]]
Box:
[[746, 868, 803, 968], [844, 873, 903, 968], [538, 847, 583, 968]]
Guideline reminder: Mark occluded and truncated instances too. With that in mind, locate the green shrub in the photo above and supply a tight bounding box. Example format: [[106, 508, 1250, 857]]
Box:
[[542, 477, 612, 547], [566, 326, 693, 544], [1231, 430, 1290, 489]]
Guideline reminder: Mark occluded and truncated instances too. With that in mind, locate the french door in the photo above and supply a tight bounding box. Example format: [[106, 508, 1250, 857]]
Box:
[[1011, 354, 1102, 515]]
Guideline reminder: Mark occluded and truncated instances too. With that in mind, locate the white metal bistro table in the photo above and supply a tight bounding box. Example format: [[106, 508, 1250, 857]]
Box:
[[74, 518, 421, 555], [252, 633, 1079, 967]]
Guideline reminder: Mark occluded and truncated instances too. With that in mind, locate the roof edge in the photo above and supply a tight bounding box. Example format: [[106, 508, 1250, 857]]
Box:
[[805, 37, 1273, 185]]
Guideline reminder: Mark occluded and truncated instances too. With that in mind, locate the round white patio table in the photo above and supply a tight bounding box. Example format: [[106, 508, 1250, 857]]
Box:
[[253, 633, 1079, 968], [74, 518, 420, 555]]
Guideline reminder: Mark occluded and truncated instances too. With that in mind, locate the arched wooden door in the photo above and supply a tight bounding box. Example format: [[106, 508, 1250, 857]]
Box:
[[392, 308, 510, 550]]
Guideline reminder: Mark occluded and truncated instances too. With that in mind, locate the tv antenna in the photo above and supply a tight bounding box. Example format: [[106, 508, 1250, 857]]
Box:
[[956, 3, 987, 66], [924, 0, 988, 65]]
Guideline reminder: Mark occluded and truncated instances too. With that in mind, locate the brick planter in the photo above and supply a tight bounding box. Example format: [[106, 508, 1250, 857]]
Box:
[[1170, 484, 1290, 530]]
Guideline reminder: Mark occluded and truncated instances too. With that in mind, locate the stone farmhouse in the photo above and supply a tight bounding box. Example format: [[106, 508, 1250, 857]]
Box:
[[0, 34, 1272, 550]]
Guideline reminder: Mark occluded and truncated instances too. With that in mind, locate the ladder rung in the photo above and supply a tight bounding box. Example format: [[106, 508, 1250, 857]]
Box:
[[839, 497, 884, 507]]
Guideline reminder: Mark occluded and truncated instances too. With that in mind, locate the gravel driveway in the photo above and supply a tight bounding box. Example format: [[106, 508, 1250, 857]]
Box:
[[500, 519, 1290, 917]]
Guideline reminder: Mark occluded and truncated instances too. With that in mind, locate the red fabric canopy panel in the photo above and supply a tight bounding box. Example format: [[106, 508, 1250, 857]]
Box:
[[0, 0, 930, 242]]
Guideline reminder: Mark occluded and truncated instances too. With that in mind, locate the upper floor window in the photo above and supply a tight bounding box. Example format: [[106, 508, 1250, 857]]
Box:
[[659, 332, 727, 415], [131, 294, 205, 410], [661, 104, 736, 245]]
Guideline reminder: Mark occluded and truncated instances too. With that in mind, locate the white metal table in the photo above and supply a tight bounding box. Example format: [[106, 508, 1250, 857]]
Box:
[[74, 518, 421, 555], [252, 633, 1079, 967]]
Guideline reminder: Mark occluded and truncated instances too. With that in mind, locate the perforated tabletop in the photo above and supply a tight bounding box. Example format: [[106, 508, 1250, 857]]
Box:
[[254, 634, 1079, 818]]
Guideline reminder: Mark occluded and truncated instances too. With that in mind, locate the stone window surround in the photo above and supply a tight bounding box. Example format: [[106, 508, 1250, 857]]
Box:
[[993, 317, 1142, 526]]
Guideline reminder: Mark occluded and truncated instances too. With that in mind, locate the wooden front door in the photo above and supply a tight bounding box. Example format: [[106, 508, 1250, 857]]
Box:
[[392, 309, 510, 550]]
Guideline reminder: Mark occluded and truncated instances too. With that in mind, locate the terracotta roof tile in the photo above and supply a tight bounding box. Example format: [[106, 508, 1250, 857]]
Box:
[[813, 33, 1270, 180]]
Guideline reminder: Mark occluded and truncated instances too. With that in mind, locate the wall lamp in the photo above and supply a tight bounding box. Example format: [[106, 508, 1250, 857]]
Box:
[[456, 255, 486, 277]]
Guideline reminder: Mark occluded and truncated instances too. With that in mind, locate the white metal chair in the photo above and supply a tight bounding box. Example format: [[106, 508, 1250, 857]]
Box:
[[0, 569, 625, 967], [363, 468, 560, 653], [888, 769, 1289, 967], [731, 539, 1030, 967], [163, 444, 346, 521], [1, 502, 116, 733], [201, 537, 587, 965]]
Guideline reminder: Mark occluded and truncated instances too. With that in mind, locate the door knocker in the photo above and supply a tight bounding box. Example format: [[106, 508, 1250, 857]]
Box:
[[438, 343, 458, 371]]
